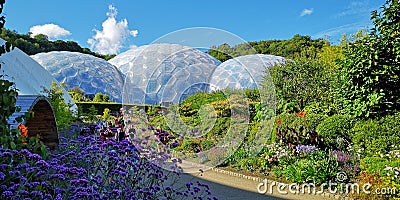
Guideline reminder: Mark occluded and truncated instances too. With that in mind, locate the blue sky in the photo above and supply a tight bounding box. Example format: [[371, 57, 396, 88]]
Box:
[[3, 0, 385, 54]]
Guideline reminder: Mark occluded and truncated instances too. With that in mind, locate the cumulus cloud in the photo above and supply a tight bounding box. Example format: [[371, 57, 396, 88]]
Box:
[[87, 5, 138, 55], [300, 8, 313, 17], [29, 24, 71, 39]]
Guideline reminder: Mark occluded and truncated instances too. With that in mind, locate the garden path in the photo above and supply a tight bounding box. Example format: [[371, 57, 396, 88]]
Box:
[[175, 161, 336, 200]]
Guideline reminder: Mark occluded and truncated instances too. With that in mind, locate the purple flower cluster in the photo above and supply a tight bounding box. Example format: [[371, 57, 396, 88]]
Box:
[[0, 125, 216, 199], [331, 150, 360, 178], [295, 144, 318, 155]]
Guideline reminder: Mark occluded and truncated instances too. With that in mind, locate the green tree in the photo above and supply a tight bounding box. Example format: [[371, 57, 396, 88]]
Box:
[[337, 0, 400, 118], [68, 86, 85, 102], [86, 105, 98, 122], [42, 82, 75, 129], [103, 108, 111, 121], [271, 58, 335, 113], [93, 92, 110, 102]]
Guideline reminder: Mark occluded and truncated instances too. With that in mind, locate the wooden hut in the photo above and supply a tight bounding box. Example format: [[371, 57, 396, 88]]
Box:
[[8, 95, 59, 148]]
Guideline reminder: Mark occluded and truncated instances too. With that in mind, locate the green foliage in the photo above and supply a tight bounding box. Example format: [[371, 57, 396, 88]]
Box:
[[337, 0, 400, 118], [93, 92, 110, 102], [179, 91, 227, 115], [316, 115, 355, 150], [76, 101, 124, 116], [0, 1, 20, 149], [208, 34, 327, 61], [0, 28, 114, 59], [68, 86, 86, 102], [180, 138, 201, 153], [42, 82, 75, 130], [360, 157, 400, 177], [351, 112, 400, 157], [281, 150, 339, 185], [102, 108, 112, 120], [0, 76, 18, 148], [272, 112, 327, 146], [86, 105, 98, 122], [271, 58, 335, 113]]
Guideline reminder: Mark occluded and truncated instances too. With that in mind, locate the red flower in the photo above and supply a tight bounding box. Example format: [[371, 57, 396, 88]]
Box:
[[276, 119, 282, 126], [298, 111, 306, 117], [17, 123, 28, 138]]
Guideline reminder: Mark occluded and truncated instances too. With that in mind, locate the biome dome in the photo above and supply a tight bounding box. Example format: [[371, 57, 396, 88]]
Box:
[[110, 43, 221, 105], [31, 51, 126, 102], [0, 38, 76, 110], [209, 54, 286, 91]]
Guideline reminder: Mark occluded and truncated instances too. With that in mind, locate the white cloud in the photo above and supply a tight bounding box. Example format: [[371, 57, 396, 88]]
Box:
[[29, 24, 71, 39], [336, 1, 371, 18], [300, 8, 313, 17], [312, 22, 371, 43], [87, 5, 138, 55]]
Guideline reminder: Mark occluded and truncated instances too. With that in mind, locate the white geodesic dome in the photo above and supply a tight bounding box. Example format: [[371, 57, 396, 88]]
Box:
[[209, 54, 286, 91], [111, 43, 221, 105], [31, 51, 125, 102], [0, 39, 76, 110]]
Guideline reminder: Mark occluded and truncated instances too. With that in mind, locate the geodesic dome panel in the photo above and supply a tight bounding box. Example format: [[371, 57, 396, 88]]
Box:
[[210, 54, 286, 91], [114, 44, 221, 105], [0, 39, 76, 110], [31, 51, 125, 102]]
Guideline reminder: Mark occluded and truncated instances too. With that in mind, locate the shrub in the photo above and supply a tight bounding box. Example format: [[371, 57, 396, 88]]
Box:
[[316, 115, 355, 150], [272, 112, 327, 148], [281, 150, 339, 185], [351, 112, 400, 157], [359, 156, 400, 199], [180, 138, 201, 153]]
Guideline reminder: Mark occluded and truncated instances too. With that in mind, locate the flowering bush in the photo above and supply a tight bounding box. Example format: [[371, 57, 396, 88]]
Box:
[[0, 127, 216, 200]]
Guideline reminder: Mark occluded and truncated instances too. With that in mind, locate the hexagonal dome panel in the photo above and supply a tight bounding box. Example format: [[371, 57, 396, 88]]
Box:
[[0, 38, 76, 110], [31, 51, 125, 102], [111, 44, 221, 105], [210, 54, 286, 91]]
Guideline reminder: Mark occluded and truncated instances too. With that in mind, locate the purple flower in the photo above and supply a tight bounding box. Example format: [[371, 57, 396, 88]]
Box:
[[1, 191, 13, 197], [35, 160, 50, 169], [49, 174, 66, 180], [1, 152, 12, 157], [295, 144, 318, 155], [112, 189, 122, 196], [0, 172, 5, 181], [30, 190, 43, 198], [18, 190, 29, 195], [70, 178, 89, 186], [55, 194, 63, 200], [35, 170, 45, 177], [141, 127, 147, 131], [193, 186, 201, 193], [171, 142, 179, 148]]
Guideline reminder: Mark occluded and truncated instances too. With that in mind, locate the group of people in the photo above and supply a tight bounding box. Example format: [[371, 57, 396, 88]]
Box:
[[98, 118, 126, 142]]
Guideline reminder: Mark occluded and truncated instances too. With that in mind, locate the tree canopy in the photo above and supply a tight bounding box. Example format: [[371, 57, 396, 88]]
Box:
[[0, 28, 115, 60], [208, 34, 328, 62]]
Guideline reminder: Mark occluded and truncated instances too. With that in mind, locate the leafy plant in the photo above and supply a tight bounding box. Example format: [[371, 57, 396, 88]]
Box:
[[336, 0, 400, 118], [316, 115, 355, 150], [0, 0, 18, 150], [42, 82, 76, 130], [351, 112, 400, 157]]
